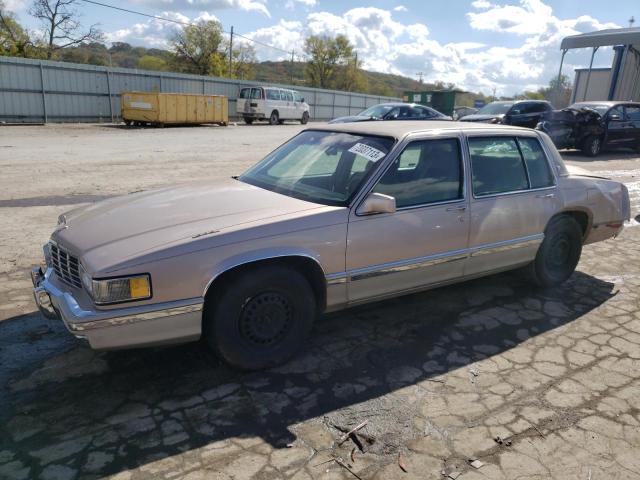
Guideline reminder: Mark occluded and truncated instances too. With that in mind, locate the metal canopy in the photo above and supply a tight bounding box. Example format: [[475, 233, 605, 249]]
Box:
[[561, 27, 640, 50]]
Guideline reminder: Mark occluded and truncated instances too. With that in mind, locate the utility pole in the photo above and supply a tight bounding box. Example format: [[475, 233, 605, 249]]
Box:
[[629, 16, 635, 28], [416, 72, 424, 84], [290, 49, 294, 84], [229, 26, 234, 78]]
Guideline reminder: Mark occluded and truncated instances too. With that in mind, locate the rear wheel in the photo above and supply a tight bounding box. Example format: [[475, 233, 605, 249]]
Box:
[[582, 135, 602, 157], [269, 110, 279, 125], [243, 116, 254, 125], [526, 215, 583, 288], [301, 111, 309, 124], [204, 265, 316, 370]]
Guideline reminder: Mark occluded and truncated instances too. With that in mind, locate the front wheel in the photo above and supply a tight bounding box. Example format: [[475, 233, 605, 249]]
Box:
[[204, 265, 316, 370], [301, 111, 309, 124], [582, 135, 602, 157], [526, 215, 583, 288], [269, 111, 279, 125]]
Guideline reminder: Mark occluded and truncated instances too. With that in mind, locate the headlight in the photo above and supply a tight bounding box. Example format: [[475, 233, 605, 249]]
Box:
[[87, 274, 152, 305]]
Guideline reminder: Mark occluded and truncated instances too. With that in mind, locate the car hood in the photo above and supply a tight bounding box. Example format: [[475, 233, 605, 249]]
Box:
[[52, 178, 327, 272], [328, 116, 375, 124], [460, 114, 503, 122]]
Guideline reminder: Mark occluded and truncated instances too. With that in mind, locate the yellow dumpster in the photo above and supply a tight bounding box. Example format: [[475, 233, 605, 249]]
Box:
[[121, 92, 228, 127]]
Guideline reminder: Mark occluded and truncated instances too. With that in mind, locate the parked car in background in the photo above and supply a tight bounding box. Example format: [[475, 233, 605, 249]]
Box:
[[536, 101, 640, 157], [329, 102, 450, 123], [237, 86, 310, 125], [32, 121, 630, 370], [461, 100, 553, 128], [452, 106, 478, 120]]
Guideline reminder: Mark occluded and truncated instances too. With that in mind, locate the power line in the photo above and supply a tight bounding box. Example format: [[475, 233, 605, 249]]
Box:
[[77, 0, 298, 57]]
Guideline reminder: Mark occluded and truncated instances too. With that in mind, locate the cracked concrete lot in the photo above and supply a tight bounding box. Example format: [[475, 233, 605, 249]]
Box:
[[1, 123, 639, 480]]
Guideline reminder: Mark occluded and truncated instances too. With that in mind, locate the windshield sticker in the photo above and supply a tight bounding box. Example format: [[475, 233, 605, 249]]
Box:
[[348, 143, 386, 162]]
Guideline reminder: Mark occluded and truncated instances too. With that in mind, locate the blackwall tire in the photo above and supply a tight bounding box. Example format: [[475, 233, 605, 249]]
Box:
[[527, 215, 583, 288], [204, 265, 316, 370]]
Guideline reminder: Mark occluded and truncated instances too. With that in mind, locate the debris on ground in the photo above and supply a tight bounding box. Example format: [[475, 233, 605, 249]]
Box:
[[494, 435, 512, 446], [337, 420, 368, 445], [398, 453, 408, 472], [350, 447, 357, 463], [468, 458, 484, 469], [333, 456, 363, 480], [447, 471, 461, 479]]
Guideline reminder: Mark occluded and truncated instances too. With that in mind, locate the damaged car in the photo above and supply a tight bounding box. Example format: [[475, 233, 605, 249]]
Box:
[[32, 122, 630, 370], [536, 101, 640, 157]]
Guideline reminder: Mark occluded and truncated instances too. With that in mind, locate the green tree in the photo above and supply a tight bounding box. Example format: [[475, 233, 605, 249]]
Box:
[[30, 0, 103, 59], [0, 1, 37, 57], [229, 43, 256, 80], [304, 34, 355, 89], [137, 55, 168, 71], [171, 20, 226, 75]]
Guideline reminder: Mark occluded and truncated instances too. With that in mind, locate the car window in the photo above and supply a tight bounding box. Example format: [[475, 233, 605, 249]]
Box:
[[285, 91, 294, 102], [469, 137, 528, 196], [372, 138, 463, 208], [412, 106, 434, 119], [266, 89, 280, 100], [240, 131, 395, 206], [250, 88, 263, 100], [517, 137, 554, 188], [608, 106, 625, 120], [239, 88, 251, 99], [528, 103, 549, 113], [294, 92, 303, 102], [626, 106, 640, 121]]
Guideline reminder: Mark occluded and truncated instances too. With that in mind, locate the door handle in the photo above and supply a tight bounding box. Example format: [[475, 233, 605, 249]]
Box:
[[446, 205, 466, 212], [535, 193, 555, 199]]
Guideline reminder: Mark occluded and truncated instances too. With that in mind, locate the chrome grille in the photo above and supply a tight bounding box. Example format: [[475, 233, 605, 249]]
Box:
[[50, 243, 82, 288]]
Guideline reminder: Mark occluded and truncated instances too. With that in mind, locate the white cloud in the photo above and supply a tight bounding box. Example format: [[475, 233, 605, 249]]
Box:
[[129, 0, 270, 17], [393, 5, 408, 12], [105, 0, 622, 96], [3, 0, 27, 11], [105, 10, 219, 48]]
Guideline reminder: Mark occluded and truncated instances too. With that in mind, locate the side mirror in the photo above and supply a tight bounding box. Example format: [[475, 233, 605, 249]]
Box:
[[301, 98, 305, 103], [357, 193, 396, 215]]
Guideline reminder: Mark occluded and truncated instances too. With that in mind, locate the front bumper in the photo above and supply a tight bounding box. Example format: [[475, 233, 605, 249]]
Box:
[[31, 267, 203, 349]]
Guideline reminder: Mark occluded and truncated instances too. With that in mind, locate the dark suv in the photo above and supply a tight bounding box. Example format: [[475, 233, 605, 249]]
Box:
[[461, 100, 553, 129]]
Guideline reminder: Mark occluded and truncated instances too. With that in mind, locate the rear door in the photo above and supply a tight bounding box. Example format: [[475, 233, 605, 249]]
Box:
[[465, 133, 560, 276], [622, 104, 640, 146]]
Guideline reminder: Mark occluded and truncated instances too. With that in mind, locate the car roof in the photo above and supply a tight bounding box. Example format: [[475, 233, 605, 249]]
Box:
[[573, 101, 640, 106], [373, 102, 433, 107], [309, 120, 533, 139]]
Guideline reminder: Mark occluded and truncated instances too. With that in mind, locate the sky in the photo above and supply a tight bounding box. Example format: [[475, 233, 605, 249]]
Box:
[[5, 0, 639, 95]]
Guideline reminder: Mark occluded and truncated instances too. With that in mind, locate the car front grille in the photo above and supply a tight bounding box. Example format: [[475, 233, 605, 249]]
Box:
[[50, 243, 82, 289]]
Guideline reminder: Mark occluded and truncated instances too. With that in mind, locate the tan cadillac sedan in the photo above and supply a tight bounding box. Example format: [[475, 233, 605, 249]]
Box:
[[32, 121, 630, 369]]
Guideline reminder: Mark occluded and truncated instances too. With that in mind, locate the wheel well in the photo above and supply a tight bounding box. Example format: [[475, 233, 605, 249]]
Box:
[[204, 256, 327, 313], [557, 210, 590, 238], [271, 109, 279, 116]]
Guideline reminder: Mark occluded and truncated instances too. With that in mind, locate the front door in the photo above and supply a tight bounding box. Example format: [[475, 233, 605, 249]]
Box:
[[346, 136, 470, 302], [605, 105, 631, 146], [465, 135, 560, 276]]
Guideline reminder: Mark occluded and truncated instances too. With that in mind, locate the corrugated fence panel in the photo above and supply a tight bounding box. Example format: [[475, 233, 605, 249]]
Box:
[[0, 56, 399, 123]]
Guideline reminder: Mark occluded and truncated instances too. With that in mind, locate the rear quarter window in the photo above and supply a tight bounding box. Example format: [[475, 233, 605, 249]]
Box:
[[517, 137, 555, 188]]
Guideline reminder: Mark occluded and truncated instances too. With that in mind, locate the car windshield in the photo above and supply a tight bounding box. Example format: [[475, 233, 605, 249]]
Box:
[[358, 105, 395, 119], [477, 102, 514, 115], [239, 130, 395, 206], [569, 103, 610, 116]]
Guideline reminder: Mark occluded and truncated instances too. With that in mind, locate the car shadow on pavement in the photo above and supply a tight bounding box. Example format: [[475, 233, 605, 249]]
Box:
[[0, 269, 615, 478]]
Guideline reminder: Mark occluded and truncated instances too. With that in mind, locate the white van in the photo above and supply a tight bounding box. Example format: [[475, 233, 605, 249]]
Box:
[[238, 86, 310, 125]]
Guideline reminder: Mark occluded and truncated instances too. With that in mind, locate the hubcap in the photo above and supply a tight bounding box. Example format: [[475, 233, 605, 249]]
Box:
[[591, 138, 600, 155], [239, 292, 292, 346]]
